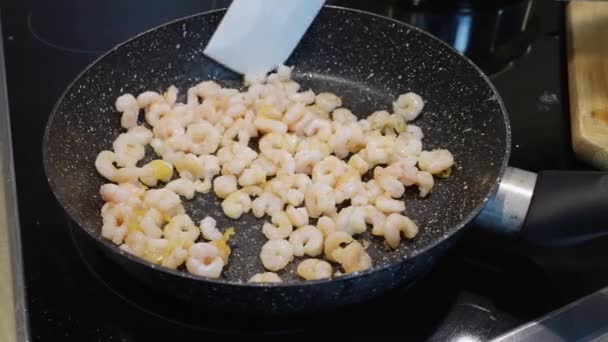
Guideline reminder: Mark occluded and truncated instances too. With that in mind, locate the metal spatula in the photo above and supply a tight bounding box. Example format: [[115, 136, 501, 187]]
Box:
[[203, 0, 325, 76]]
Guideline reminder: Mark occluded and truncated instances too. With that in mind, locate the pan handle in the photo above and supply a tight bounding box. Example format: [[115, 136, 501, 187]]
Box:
[[474, 166, 608, 247]]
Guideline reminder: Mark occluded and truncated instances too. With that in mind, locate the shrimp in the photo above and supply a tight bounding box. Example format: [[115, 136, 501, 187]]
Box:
[[140, 208, 164, 239], [331, 108, 357, 124], [221, 190, 251, 219], [316, 215, 336, 237], [393, 92, 424, 122], [297, 259, 333, 280], [213, 175, 238, 199], [186, 243, 225, 278], [161, 244, 188, 270], [251, 192, 284, 218], [364, 205, 387, 235], [304, 182, 336, 218], [217, 143, 257, 176], [311, 156, 348, 186], [347, 154, 370, 175], [315, 92, 342, 113], [288, 90, 316, 104], [100, 203, 129, 245], [239, 165, 267, 186], [294, 149, 322, 174], [199, 216, 222, 241], [95, 150, 119, 181], [262, 211, 293, 240], [374, 167, 405, 198], [137, 91, 164, 108], [375, 213, 419, 249], [163, 214, 200, 245], [194, 178, 212, 194], [255, 117, 288, 134], [393, 133, 422, 159], [334, 169, 364, 204], [374, 193, 406, 213], [166, 178, 195, 200], [335, 206, 367, 236], [289, 225, 323, 257], [140, 160, 174, 187], [418, 149, 455, 175], [285, 205, 309, 227], [248, 272, 282, 283], [99, 183, 144, 204], [144, 102, 172, 127], [185, 121, 221, 155], [112, 133, 146, 168], [333, 241, 372, 274], [324, 231, 353, 262], [260, 239, 294, 271], [143, 188, 185, 217], [115, 94, 140, 129]]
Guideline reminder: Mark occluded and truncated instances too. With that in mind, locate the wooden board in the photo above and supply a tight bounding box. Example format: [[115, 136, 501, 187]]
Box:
[[567, 2, 608, 169]]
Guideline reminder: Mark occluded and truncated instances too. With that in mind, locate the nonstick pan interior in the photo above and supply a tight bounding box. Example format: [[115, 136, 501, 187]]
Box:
[[43, 7, 510, 284]]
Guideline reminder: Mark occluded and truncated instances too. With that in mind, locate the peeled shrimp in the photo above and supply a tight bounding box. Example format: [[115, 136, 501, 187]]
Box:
[[186, 243, 224, 278], [248, 272, 282, 283], [289, 225, 323, 257], [260, 239, 294, 271], [297, 259, 332, 280]]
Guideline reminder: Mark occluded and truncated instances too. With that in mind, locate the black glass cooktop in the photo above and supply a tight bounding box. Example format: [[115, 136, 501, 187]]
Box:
[[3, 0, 608, 340]]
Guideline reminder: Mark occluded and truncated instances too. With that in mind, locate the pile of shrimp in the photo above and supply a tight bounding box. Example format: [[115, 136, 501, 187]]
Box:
[[94, 65, 455, 283]]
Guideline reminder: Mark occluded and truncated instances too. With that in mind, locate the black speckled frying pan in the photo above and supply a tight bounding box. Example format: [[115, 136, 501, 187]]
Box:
[[42, 6, 608, 314]]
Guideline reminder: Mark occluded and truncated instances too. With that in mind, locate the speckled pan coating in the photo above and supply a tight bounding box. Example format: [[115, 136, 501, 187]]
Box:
[[43, 7, 510, 313]]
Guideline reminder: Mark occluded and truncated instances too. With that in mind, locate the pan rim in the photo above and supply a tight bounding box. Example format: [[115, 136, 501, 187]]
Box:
[[42, 5, 512, 289]]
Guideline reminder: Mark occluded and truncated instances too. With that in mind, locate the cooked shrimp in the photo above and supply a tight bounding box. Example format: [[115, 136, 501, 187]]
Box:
[[166, 178, 195, 200], [260, 239, 294, 271], [186, 242, 224, 278], [95, 150, 119, 181], [418, 149, 455, 175], [101, 203, 129, 245], [221, 190, 251, 219], [115, 94, 140, 129], [316, 215, 336, 237], [194, 178, 212, 194], [324, 231, 353, 262], [376, 213, 419, 249], [393, 92, 424, 122], [304, 182, 336, 218], [251, 192, 284, 218], [312, 156, 348, 186], [140, 208, 163, 239], [143, 188, 185, 217], [374, 193, 406, 213], [297, 259, 332, 280], [262, 211, 293, 240], [199, 216, 222, 241], [213, 175, 238, 199], [333, 241, 372, 274], [164, 214, 200, 245], [335, 206, 367, 236], [186, 121, 221, 155], [289, 225, 323, 257], [374, 167, 405, 198], [248, 272, 282, 283], [315, 92, 342, 113], [285, 205, 309, 227], [99, 183, 144, 204]]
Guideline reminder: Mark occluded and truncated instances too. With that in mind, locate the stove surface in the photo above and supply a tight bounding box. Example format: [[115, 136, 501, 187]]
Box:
[[2, 0, 608, 341]]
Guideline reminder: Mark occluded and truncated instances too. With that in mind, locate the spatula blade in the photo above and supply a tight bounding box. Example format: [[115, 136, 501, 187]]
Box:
[[203, 0, 325, 76]]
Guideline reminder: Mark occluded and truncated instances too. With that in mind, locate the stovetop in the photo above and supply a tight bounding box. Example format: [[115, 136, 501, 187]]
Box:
[[3, 0, 608, 340]]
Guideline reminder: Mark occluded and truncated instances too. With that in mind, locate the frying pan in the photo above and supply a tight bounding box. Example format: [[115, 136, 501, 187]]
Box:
[[42, 6, 608, 314]]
